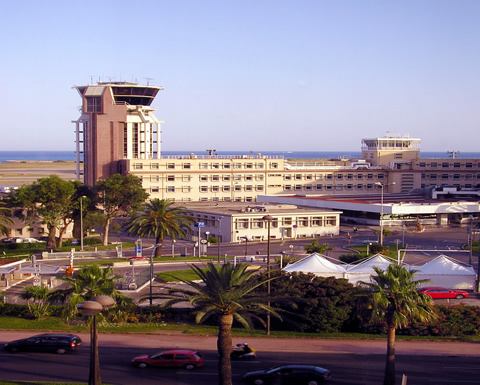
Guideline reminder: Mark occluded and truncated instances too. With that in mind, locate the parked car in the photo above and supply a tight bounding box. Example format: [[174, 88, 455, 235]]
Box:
[[4, 334, 82, 354], [419, 287, 470, 299], [243, 364, 331, 384], [132, 349, 205, 369]]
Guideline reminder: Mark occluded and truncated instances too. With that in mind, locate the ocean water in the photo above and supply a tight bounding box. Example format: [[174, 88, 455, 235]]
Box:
[[1, 150, 479, 163]]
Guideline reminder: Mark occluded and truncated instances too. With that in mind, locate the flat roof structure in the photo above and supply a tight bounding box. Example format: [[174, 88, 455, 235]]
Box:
[[258, 193, 480, 226], [179, 201, 342, 243]]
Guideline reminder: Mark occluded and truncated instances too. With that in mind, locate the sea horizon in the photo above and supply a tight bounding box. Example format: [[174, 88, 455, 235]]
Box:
[[1, 150, 479, 163]]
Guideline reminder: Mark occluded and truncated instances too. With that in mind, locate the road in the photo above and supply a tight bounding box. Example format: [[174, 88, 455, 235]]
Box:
[[0, 331, 479, 384]]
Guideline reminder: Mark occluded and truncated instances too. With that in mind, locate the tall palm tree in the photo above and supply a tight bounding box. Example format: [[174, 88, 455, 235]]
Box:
[[0, 201, 14, 236], [123, 198, 195, 257], [155, 262, 279, 385], [359, 264, 436, 385], [50, 265, 129, 321]]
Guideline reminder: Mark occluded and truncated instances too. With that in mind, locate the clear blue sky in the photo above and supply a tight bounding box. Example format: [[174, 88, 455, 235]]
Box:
[[1, 1, 479, 152]]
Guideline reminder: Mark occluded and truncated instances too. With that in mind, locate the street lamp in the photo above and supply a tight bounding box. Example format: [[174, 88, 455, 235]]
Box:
[[217, 216, 223, 264], [374, 182, 395, 246], [241, 236, 249, 256], [171, 239, 176, 257], [262, 215, 273, 336], [150, 243, 162, 306], [78, 295, 115, 385], [80, 195, 87, 251]]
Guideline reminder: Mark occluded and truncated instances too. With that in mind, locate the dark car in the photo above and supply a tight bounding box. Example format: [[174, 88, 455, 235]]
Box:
[[4, 334, 82, 354], [243, 364, 331, 384], [419, 287, 470, 299], [132, 349, 205, 370]]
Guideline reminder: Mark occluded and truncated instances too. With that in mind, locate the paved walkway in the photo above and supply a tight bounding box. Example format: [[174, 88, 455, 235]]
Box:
[[0, 330, 478, 356]]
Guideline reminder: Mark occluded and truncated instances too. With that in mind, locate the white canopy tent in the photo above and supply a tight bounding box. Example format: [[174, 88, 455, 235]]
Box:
[[412, 255, 476, 290], [282, 253, 477, 290], [283, 253, 347, 279], [344, 255, 394, 286]]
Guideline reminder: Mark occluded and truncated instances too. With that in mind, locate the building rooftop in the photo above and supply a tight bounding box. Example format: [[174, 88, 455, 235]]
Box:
[[179, 201, 339, 216]]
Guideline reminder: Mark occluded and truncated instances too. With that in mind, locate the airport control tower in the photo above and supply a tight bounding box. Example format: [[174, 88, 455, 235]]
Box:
[[73, 81, 164, 185]]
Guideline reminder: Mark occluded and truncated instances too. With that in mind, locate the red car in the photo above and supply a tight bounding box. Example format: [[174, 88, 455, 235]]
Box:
[[132, 349, 204, 370], [419, 287, 469, 299]]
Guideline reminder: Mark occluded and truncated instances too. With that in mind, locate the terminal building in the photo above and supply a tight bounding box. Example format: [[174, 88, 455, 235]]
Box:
[[73, 81, 480, 227]]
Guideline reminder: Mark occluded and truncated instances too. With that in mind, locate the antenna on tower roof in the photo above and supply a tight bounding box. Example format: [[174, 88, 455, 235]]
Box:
[[447, 151, 460, 159], [144, 77, 153, 86]]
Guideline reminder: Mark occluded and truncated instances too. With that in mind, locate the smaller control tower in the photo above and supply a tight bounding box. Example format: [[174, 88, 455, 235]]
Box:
[[361, 133, 421, 167]]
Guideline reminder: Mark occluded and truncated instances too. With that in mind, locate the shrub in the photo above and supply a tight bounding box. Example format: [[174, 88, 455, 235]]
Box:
[[339, 253, 367, 264], [84, 237, 102, 245]]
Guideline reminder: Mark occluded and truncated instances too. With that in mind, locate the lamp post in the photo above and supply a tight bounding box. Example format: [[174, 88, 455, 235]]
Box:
[[374, 182, 395, 246], [80, 195, 86, 251], [78, 295, 115, 385], [241, 236, 248, 256], [150, 243, 162, 306], [217, 216, 223, 264], [262, 215, 273, 336], [171, 239, 176, 257], [469, 216, 473, 265]]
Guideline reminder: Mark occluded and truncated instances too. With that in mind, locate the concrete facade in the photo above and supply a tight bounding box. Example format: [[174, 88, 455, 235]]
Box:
[[180, 202, 341, 244]]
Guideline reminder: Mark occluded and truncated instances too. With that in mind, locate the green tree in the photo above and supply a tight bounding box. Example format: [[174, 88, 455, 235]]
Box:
[[10, 175, 77, 249], [304, 238, 329, 254], [95, 174, 149, 246], [0, 201, 14, 236], [19, 285, 51, 320], [50, 265, 131, 321], [268, 271, 360, 332], [359, 264, 436, 385], [156, 262, 279, 385], [123, 199, 195, 257]]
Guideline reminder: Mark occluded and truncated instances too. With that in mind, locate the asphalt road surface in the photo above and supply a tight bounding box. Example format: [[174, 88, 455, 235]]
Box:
[[0, 332, 479, 385]]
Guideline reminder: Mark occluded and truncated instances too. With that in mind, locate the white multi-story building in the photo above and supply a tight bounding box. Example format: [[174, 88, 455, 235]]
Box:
[[73, 83, 480, 225]]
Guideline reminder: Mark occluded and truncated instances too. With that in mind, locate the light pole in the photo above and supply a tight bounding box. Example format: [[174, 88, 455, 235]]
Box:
[[241, 236, 248, 256], [262, 215, 273, 336], [171, 239, 176, 257], [150, 243, 162, 306], [217, 216, 223, 264], [80, 195, 86, 251], [78, 295, 115, 385], [469, 216, 473, 265], [374, 182, 395, 246]]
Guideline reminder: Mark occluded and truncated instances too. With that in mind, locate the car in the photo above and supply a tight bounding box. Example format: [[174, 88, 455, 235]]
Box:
[[419, 287, 470, 299], [243, 364, 331, 384], [4, 334, 82, 354], [132, 349, 205, 370]]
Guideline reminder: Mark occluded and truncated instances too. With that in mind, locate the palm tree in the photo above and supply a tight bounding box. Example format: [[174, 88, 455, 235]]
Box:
[[155, 262, 279, 385], [359, 264, 436, 385], [50, 265, 130, 321], [123, 198, 195, 257], [0, 201, 14, 236]]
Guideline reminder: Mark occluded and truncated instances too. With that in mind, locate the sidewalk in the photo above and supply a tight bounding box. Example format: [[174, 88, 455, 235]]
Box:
[[0, 330, 478, 356]]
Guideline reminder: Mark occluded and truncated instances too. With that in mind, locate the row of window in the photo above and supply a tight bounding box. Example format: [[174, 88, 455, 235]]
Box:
[[422, 183, 478, 189], [422, 174, 480, 180], [283, 173, 385, 181], [134, 161, 280, 170], [285, 184, 381, 191], [149, 183, 385, 193], [234, 216, 337, 228], [199, 175, 264, 182], [143, 173, 386, 183], [418, 162, 477, 168]]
